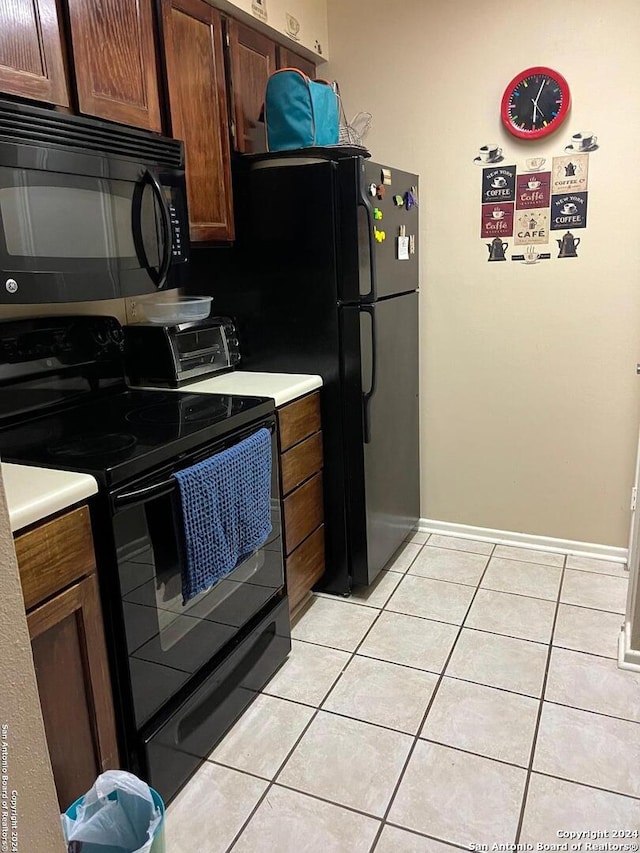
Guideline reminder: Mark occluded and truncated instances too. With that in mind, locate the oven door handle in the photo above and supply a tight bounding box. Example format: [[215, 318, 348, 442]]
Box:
[[131, 169, 173, 289], [113, 421, 276, 509], [113, 477, 176, 508]]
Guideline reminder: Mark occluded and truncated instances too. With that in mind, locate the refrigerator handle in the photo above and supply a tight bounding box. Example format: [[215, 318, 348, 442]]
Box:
[[360, 304, 377, 444], [358, 183, 378, 302]]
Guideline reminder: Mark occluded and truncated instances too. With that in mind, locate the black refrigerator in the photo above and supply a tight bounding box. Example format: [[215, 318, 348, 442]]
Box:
[[191, 153, 420, 594]]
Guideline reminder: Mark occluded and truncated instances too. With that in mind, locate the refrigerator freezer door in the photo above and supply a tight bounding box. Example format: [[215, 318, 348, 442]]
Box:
[[359, 160, 419, 301], [342, 290, 420, 587], [336, 158, 419, 305]]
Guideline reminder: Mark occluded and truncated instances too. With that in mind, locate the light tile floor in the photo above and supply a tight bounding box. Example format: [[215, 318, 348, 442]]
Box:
[[165, 535, 640, 852]]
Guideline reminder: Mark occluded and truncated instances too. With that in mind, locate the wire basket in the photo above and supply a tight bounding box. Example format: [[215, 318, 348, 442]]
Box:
[[339, 112, 372, 147]]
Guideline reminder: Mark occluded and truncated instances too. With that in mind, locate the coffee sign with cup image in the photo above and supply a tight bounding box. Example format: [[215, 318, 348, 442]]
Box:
[[551, 192, 588, 230], [515, 172, 551, 210], [481, 165, 516, 204], [565, 131, 598, 153], [474, 144, 504, 165], [523, 157, 546, 173], [481, 202, 514, 239]]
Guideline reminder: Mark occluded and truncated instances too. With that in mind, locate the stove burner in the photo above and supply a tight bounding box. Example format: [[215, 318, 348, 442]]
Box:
[[126, 399, 230, 426], [50, 432, 138, 458]]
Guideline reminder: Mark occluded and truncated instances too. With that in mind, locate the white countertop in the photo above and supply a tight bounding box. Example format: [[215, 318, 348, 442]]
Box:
[[1, 372, 320, 532], [181, 371, 323, 408], [2, 463, 98, 533]]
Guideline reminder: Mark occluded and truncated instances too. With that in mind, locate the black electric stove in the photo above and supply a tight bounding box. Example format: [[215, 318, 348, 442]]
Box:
[[0, 387, 274, 486], [0, 315, 290, 805]]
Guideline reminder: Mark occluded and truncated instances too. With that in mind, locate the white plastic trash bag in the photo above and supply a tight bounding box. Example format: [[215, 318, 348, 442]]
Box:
[[61, 770, 164, 853]]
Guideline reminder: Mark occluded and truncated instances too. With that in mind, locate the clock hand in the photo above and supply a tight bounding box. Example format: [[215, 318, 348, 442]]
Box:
[[531, 98, 538, 124], [534, 79, 546, 106]]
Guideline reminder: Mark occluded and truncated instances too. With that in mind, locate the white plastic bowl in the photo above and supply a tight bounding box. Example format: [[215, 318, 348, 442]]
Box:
[[143, 296, 212, 325]]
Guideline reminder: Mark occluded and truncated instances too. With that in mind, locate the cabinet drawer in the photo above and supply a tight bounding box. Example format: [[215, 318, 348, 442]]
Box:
[[280, 432, 323, 496], [283, 472, 323, 555], [278, 393, 321, 452], [15, 506, 96, 611], [286, 525, 325, 611]]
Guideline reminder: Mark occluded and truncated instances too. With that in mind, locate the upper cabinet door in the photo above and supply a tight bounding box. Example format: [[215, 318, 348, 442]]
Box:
[[66, 0, 162, 131], [277, 46, 316, 80], [227, 20, 276, 154], [0, 0, 69, 106], [160, 0, 234, 242]]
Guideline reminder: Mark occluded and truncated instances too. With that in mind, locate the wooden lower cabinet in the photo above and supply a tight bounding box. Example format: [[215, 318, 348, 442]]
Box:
[[277, 391, 326, 613], [285, 525, 325, 612], [16, 507, 119, 811]]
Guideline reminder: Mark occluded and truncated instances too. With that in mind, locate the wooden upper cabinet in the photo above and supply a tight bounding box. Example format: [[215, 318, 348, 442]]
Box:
[[277, 46, 316, 80], [66, 0, 162, 131], [227, 20, 276, 154], [160, 0, 234, 242], [0, 0, 69, 105]]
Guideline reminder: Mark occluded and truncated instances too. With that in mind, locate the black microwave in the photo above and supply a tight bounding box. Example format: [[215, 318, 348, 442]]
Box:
[[0, 99, 189, 304]]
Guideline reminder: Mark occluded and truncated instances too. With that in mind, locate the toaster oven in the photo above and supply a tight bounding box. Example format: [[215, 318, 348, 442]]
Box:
[[123, 317, 240, 387]]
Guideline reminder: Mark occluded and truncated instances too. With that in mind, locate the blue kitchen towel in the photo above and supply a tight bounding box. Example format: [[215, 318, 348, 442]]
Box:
[[174, 428, 272, 603]]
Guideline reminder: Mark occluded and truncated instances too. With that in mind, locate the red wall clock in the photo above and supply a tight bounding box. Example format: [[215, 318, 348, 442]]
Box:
[[501, 67, 571, 140]]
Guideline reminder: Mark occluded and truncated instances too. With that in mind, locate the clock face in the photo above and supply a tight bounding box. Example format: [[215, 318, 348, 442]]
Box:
[[501, 67, 571, 139]]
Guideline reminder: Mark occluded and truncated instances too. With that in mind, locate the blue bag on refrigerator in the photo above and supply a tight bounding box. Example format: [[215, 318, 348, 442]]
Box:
[[265, 69, 339, 151]]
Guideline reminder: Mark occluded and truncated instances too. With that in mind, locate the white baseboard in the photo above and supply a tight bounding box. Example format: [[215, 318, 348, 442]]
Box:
[[618, 623, 640, 672], [418, 518, 628, 565]]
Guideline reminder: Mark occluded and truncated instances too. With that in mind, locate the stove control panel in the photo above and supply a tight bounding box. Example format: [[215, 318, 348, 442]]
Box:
[[0, 316, 126, 381]]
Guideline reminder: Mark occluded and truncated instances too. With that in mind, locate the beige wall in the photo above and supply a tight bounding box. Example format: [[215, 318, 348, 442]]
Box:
[[0, 472, 65, 851], [327, 0, 640, 546], [209, 0, 329, 59]]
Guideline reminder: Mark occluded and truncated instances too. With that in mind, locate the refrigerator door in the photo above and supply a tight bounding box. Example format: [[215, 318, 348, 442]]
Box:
[[338, 159, 419, 303], [341, 290, 420, 586]]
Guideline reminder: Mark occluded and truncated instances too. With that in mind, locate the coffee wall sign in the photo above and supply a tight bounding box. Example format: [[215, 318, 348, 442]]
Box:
[[251, 0, 267, 22], [475, 129, 598, 265]]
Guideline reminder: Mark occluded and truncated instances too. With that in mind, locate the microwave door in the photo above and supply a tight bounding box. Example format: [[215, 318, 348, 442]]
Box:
[[132, 170, 173, 290]]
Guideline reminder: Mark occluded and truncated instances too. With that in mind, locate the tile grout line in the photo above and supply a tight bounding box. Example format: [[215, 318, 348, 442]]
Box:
[[263, 656, 639, 730], [223, 581, 399, 853], [216, 538, 629, 851], [532, 769, 640, 802], [368, 541, 499, 853], [513, 552, 567, 843], [404, 534, 627, 575], [291, 604, 623, 657]]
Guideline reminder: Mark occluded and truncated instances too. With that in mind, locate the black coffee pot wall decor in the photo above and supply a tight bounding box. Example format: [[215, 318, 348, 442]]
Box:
[[557, 231, 580, 258], [487, 237, 508, 261]]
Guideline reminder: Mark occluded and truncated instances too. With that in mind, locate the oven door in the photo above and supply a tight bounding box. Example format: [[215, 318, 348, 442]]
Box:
[[0, 161, 188, 303], [111, 420, 284, 730]]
